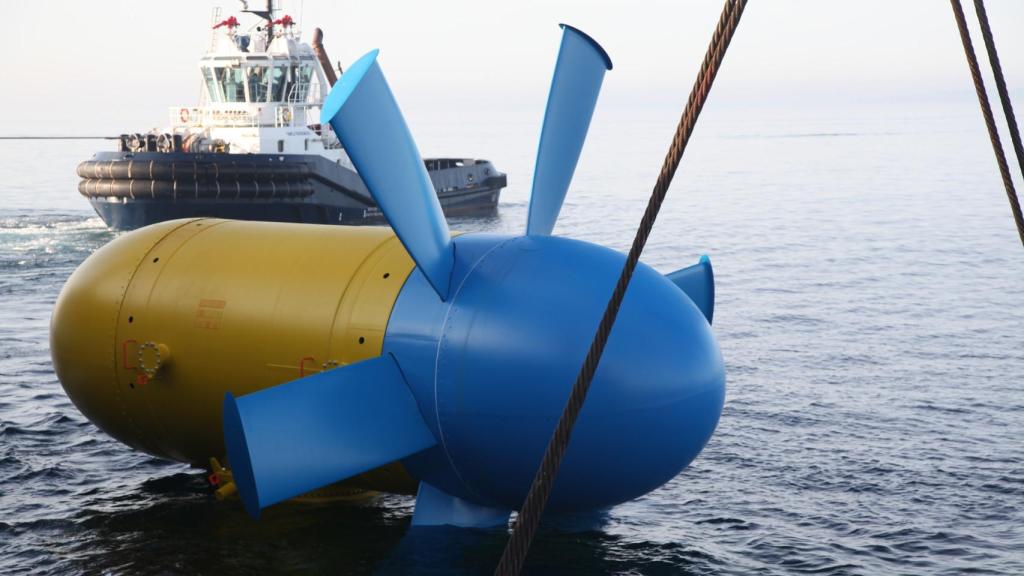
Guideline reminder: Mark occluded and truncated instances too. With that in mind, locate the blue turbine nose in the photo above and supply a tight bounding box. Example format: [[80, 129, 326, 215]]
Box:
[[386, 234, 725, 513]]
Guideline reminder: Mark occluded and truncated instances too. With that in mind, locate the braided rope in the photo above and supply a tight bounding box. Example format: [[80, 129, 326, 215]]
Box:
[[973, 0, 1024, 212], [493, 2, 748, 574], [950, 0, 1024, 246]]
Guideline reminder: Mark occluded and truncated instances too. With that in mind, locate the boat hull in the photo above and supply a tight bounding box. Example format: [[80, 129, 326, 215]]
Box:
[[79, 151, 505, 230]]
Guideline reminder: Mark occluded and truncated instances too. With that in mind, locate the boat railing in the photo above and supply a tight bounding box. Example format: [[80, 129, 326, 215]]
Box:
[[285, 82, 313, 104], [274, 104, 306, 128], [170, 103, 325, 131], [171, 106, 260, 129], [274, 106, 294, 127]]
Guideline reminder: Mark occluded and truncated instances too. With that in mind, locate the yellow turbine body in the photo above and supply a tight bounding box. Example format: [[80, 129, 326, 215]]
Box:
[[50, 218, 419, 494]]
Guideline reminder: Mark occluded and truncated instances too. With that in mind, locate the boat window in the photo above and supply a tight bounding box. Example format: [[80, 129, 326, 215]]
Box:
[[269, 65, 289, 102], [247, 66, 270, 102], [216, 66, 246, 103], [290, 64, 314, 102], [202, 67, 221, 102], [267, 63, 315, 103]]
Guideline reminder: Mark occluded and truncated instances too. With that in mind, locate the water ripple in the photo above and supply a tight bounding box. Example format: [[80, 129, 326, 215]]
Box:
[[2, 118, 1023, 574]]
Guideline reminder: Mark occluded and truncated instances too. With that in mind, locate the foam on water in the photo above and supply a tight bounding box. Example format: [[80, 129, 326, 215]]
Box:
[[0, 111, 1022, 574]]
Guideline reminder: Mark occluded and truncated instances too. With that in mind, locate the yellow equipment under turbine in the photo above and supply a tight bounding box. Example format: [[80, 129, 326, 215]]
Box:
[[50, 218, 420, 495]]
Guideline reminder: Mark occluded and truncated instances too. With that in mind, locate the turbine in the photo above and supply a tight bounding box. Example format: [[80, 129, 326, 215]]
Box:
[[223, 24, 725, 527]]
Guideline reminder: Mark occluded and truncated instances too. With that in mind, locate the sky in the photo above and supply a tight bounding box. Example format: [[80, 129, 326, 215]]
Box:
[[2, 0, 1022, 136]]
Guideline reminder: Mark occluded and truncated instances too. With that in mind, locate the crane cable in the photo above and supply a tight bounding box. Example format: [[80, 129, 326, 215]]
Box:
[[950, 0, 1024, 247], [493, 1, 749, 574]]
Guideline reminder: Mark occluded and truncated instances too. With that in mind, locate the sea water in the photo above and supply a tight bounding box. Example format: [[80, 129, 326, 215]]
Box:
[[1, 104, 1022, 575]]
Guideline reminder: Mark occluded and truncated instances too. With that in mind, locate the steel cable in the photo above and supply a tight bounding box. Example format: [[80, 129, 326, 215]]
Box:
[[972, 0, 1024, 188], [950, 0, 1024, 246], [493, 1, 749, 574]]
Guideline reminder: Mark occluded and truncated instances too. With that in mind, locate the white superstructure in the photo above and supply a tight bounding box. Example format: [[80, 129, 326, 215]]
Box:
[[162, 9, 347, 161]]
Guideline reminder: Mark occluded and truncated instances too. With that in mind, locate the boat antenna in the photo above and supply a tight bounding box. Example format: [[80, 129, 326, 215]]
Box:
[[242, 0, 275, 40]]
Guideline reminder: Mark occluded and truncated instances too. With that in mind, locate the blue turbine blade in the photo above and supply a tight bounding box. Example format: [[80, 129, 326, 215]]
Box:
[[666, 255, 715, 324], [321, 50, 454, 300], [222, 354, 437, 518], [411, 482, 510, 528], [526, 24, 613, 236]]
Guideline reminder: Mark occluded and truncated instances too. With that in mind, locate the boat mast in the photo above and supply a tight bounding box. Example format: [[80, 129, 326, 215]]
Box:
[[242, 0, 275, 44]]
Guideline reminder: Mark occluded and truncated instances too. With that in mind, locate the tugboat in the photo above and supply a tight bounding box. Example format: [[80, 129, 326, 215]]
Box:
[[77, 2, 506, 230]]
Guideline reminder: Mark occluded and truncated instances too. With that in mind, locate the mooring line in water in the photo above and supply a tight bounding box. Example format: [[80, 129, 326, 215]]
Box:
[[494, 1, 749, 574], [950, 0, 1024, 247]]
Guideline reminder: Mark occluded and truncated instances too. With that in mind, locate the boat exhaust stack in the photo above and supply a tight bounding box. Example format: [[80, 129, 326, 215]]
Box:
[[312, 28, 338, 86]]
